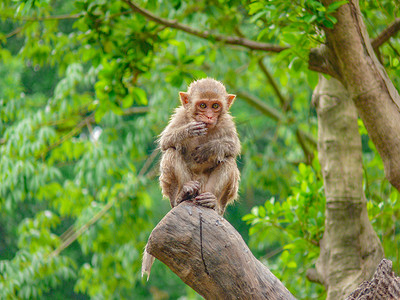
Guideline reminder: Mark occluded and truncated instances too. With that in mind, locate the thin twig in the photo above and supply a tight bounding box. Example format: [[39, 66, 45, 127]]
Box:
[[6, 27, 22, 39], [258, 57, 291, 112], [37, 114, 94, 160], [48, 200, 114, 259], [295, 129, 314, 164], [237, 91, 317, 148], [49, 138, 155, 258], [34, 107, 148, 159], [237, 90, 284, 122], [0, 13, 82, 22], [138, 148, 160, 177]]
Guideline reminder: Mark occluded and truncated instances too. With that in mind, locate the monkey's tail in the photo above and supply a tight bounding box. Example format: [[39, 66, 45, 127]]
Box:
[[141, 247, 155, 281]]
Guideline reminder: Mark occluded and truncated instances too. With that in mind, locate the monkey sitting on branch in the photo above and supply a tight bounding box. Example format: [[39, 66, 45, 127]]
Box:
[[142, 78, 241, 278]]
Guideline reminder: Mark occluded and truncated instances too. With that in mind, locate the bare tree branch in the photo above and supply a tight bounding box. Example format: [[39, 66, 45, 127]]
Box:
[[237, 91, 317, 148], [122, 0, 287, 53], [256, 58, 315, 161], [258, 57, 291, 111], [295, 129, 314, 164], [5, 27, 22, 39], [237, 90, 283, 122], [372, 18, 400, 50]]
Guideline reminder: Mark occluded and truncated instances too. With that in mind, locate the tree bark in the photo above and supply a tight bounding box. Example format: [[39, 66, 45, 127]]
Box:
[[145, 201, 296, 300], [346, 259, 400, 300], [313, 0, 400, 191], [313, 76, 384, 299]]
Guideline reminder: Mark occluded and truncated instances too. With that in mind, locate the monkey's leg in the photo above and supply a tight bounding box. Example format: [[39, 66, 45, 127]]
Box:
[[198, 157, 240, 215], [159, 148, 193, 207]]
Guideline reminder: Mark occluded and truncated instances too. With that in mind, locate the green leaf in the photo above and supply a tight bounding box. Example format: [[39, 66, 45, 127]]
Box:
[[248, 2, 265, 15], [326, 15, 338, 24], [282, 33, 298, 45], [327, 0, 348, 12], [303, 14, 317, 24], [242, 214, 256, 221], [298, 163, 307, 175], [259, 206, 266, 218]]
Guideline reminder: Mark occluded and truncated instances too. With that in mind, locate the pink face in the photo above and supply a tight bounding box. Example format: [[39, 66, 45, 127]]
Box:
[[194, 99, 223, 128]]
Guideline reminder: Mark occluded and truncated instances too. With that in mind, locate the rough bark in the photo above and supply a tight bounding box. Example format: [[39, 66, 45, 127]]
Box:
[[312, 0, 400, 191], [346, 259, 400, 300], [313, 76, 384, 299], [145, 201, 296, 300]]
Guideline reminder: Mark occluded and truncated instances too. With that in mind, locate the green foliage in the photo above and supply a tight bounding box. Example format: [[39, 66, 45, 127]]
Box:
[[243, 162, 325, 298], [0, 53, 157, 298], [247, 0, 347, 75], [0, 0, 399, 299], [0, 250, 76, 299]]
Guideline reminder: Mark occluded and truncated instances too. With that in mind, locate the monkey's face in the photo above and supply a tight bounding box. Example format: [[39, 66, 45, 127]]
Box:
[[194, 99, 223, 129]]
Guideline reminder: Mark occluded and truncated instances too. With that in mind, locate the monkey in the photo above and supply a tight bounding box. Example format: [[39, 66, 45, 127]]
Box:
[[159, 77, 241, 214], [142, 78, 241, 279]]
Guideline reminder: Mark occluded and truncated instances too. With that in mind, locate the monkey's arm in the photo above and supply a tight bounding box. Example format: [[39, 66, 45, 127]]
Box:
[[159, 122, 207, 151], [192, 136, 240, 164]]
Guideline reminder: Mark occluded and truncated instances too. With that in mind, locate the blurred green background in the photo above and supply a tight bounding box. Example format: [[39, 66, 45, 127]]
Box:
[[0, 0, 399, 299]]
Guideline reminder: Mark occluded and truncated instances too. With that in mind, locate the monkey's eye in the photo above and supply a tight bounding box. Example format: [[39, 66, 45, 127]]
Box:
[[199, 103, 207, 109], [212, 103, 220, 109]]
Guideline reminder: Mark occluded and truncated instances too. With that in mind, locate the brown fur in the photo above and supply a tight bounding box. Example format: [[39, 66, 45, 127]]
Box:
[[158, 78, 240, 215]]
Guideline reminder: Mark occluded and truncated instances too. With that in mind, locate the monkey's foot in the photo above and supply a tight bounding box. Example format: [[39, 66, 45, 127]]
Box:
[[195, 192, 217, 210], [178, 180, 201, 204]]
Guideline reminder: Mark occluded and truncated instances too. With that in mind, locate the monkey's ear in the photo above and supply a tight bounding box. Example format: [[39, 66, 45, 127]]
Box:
[[226, 94, 236, 109], [179, 92, 190, 107]]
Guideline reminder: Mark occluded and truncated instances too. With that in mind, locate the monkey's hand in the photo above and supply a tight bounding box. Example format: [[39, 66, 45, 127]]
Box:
[[177, 180, 201, 204], [187, 121, 207, 137], [195, 192, 217, 210]]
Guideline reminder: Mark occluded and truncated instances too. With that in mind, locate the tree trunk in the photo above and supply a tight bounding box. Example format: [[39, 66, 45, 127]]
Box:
[[145, 201, 296, 300], [313, 76, 384, 299], [312, 0, 400, 191]]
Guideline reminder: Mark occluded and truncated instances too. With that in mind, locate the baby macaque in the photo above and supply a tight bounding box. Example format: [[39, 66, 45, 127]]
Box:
[[159, 77, 241, 215], [142, 78, 240, 279]]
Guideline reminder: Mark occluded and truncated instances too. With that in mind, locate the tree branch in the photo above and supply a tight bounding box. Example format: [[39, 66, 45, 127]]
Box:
[[237, 90, 284, 122], [122, 0, 287, 53], [146, 201, 296, 299], [309, 18, 400, 76], [295, 129, 314, 164], [258, 57, 291, 111], [256, 58, 315, 161], [0, 13, 82, 21], [346, 259, 400, 300], [34, 106, 148, 158], [6, 27, 22, 39], [308, 45, 341, 78], [237, 91, 317, 148], [372, 18, 400, 50], [49, 199, 115, 259]]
